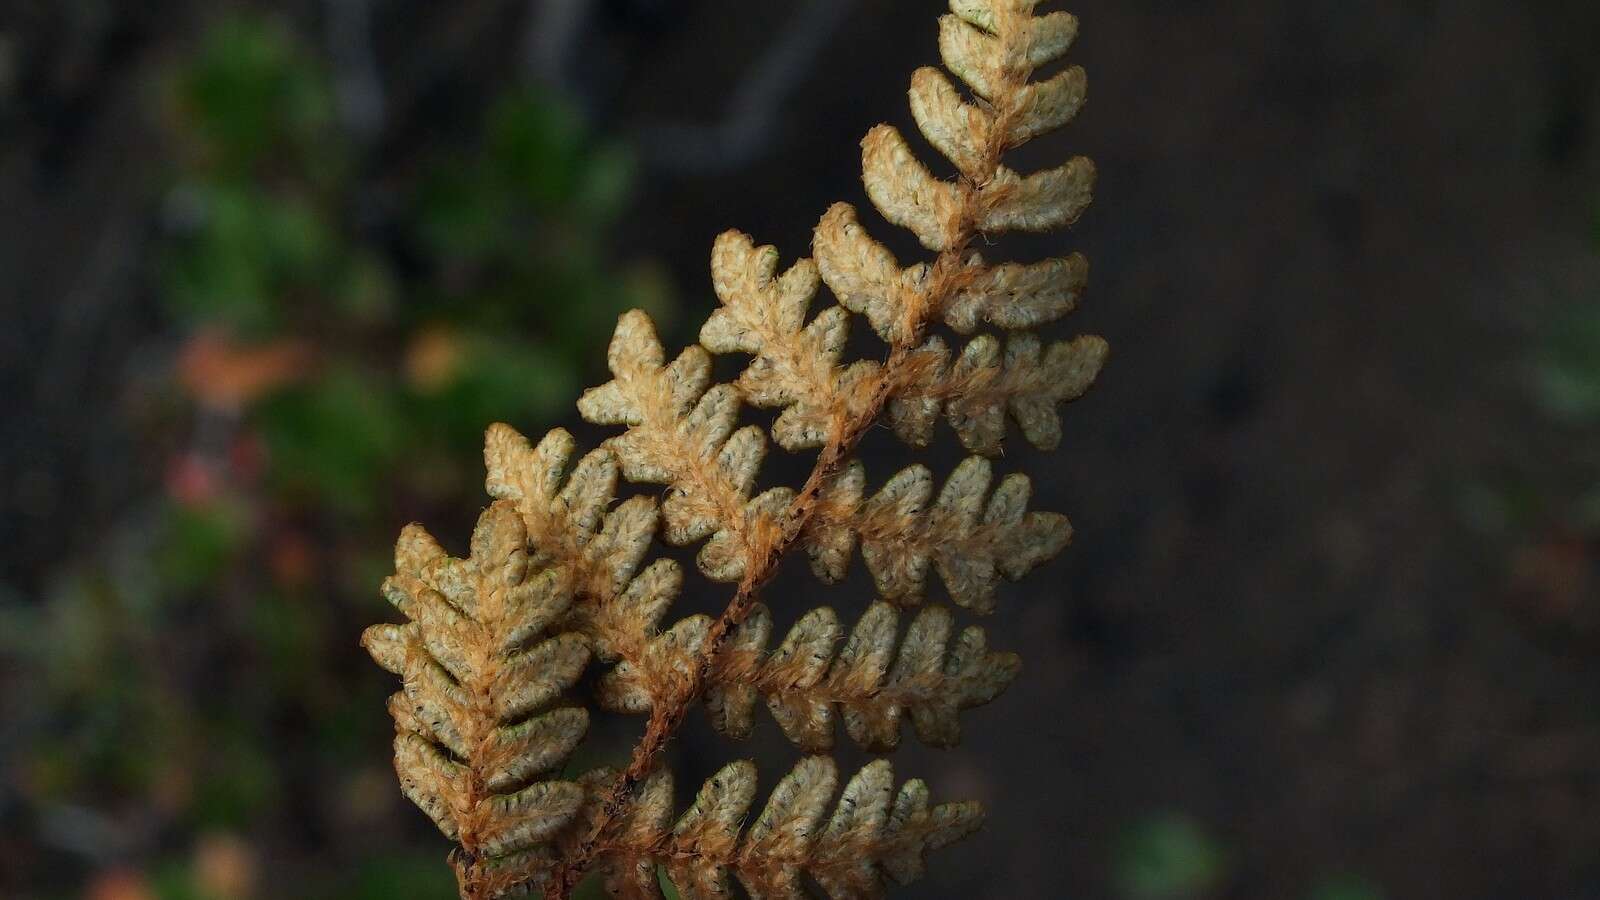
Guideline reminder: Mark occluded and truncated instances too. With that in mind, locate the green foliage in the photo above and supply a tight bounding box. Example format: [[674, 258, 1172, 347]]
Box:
[[329, 853, 463, 900], [417, 94, 632, 258], [1114, 812, 1228, 899], [1308, 873, 1385, 900], [174, 13, 334, 176], [657, 866, 682, 900], [408, 333, 580, 444], [157, 500, 250, 593], [1531, 300, 1600, 424], [1486, 190, 1600, 538], [157, 15, 669, 519], [192, 731, 280, 828], [149, 860, 208, 900], [1530, 191, 1600, 424], [162, 183, 334, 336], [256, 368, 404, 515], [413, 90, 659, 370], [12, 10, 674, 896]]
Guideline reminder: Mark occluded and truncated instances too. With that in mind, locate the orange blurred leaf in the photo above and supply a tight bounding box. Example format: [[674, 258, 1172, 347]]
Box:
[[178, 331, 313, 410]]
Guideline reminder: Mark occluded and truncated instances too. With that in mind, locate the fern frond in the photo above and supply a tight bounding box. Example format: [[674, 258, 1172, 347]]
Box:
[[817, 203, 1090, 338], [592, 614, 713, 714], [804, 456, 1071, 612], [578, 312, 783, 582], [484, 425, 645, 594], [594, 600, 1017, 752], [942, 252, 1087, 334], [585, 757, 982, 900], [362, 503, 592, 894], [701, 231, 879, 451], [483, 424, 683, 672], [889, 332, 1109, 454], [369, 3, 1110, 896], [720, 602, 1019, 750]]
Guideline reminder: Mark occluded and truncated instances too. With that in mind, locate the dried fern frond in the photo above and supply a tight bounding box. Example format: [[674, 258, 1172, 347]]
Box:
[[483, 424, 680, 674], [708, 602, 1020, 751], [579, 757, 982, 900], [803, 455, 1072, 611], [365, 2, 1108, 897], [362, 503, 591, 895], [596, 599, 1019, 752]]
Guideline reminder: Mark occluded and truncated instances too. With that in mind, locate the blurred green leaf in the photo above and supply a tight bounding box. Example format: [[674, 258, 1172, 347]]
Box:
[[248, 590, 327, 689], [333, 252, 399, 327], [1531, 301, 1600, 424], [572, 141, 637, 224], [1308, 873, 1385, 900], [489, 93, 586, 210], [1114, 812, 1228, 899], [19, 11, 667, 894], [151, 860, 204, 900], [158, 501, 250, 594], [427, 334, 578, 437], [326, 853, 460, 900], [163, 182, 335, 336], [617, 260, 678, 335], [193, 734, 278, 828], [256, 368, 402, 515], [658, 866, 682, 900], [414, 162, 507, 263], [176, 14, 334, 174], [414, 92, 632, 269]]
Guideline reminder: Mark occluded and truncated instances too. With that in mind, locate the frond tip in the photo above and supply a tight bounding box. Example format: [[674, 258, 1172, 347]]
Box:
[[482, 423, 683, 665], [362, 502, 593, 886], [813, 203, 1094, 342], [590, 757, 984, 900], [579, 310, 794, 583], [700, 230, 879, 450]]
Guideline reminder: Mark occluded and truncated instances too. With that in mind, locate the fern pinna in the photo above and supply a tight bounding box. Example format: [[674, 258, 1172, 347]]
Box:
[[362, 2, 1106, 897]]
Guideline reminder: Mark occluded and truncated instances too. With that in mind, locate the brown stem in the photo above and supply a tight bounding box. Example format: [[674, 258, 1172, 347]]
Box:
[[454, 659, 501, 898]]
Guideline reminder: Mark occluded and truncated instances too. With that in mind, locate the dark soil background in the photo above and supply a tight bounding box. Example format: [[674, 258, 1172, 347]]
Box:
[[4, 1, 1600, 899]]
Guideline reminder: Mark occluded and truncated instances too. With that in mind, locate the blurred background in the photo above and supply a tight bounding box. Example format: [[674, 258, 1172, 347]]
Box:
[[2, 0, 1598, 898]]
